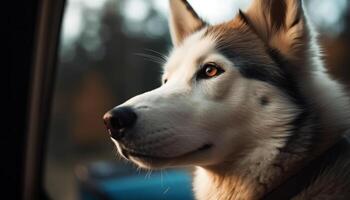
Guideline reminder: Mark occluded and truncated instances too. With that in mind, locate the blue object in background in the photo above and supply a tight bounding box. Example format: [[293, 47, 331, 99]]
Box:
[[76, 162, 194, 200]]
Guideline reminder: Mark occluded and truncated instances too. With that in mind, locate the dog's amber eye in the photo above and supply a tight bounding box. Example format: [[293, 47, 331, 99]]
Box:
[[197, 63, 224, 79], [205, 65, 218, 77]]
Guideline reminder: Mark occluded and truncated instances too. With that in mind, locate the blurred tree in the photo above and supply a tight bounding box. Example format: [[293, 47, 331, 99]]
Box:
[[51, 0, 170, 151], [322, 0, 350, 87]]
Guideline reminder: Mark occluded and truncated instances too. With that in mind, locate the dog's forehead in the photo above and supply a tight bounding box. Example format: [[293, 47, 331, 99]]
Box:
[[164, 28, 217, 75]]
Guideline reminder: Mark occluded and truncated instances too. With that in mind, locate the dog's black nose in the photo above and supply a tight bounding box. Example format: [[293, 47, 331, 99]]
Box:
[[103, 107, 137, 140]]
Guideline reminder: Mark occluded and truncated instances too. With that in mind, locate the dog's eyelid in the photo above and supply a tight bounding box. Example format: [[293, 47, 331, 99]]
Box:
[[201, 61, 225, 71]]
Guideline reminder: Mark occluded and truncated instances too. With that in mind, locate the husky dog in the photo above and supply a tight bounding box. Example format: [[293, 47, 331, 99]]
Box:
[[103, 0, 350, 199]]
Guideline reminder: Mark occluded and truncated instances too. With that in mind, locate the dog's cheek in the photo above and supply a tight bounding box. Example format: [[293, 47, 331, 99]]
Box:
[[207, 72, 246, 104]]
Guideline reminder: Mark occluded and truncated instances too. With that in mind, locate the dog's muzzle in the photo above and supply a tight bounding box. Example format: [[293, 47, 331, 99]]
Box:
[[103, 106, 137, 140]]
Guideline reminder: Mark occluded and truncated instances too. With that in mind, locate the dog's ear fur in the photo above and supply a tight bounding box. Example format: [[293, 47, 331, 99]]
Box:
[[243, 0, 309, 60], [169, 0, 206, 46]]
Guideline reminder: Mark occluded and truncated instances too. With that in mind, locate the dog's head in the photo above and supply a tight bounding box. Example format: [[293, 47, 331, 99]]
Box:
[[104, 0, 312, 169]]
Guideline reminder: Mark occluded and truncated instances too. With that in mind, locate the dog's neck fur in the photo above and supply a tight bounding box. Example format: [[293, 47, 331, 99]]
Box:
[[194, 136, 324, 200], [194, 139, 308, 200]]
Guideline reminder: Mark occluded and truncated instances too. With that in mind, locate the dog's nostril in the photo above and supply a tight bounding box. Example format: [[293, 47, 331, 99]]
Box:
[[110, 107, 137, 130], [110, 115, 129, 132], [103, 106, 137, 140]]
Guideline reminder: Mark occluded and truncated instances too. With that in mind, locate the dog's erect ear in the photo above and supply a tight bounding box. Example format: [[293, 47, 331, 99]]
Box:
[[168, 0, 206, 46], [243, 0, 309, 59]]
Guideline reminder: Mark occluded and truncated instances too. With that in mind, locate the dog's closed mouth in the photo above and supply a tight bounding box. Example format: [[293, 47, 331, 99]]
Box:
[[124, 143, 213, 160]]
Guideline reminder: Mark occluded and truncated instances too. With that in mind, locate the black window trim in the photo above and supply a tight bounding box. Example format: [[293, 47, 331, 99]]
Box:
[[23, 0, 66, 200]]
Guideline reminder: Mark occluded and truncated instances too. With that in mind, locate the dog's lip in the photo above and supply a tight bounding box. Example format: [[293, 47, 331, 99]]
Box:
[[123, 144, 213, 160]]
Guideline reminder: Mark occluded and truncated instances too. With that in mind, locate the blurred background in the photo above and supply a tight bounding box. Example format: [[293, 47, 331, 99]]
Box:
[[44, 0, 350, 199]]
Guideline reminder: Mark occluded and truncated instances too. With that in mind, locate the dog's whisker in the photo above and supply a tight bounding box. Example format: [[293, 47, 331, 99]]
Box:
[[134, 53, 166, 65], [143, 48, 168, 61]]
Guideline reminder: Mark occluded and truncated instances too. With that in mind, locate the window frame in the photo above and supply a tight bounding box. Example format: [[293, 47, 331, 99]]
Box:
[[22, 0, 66, 200]]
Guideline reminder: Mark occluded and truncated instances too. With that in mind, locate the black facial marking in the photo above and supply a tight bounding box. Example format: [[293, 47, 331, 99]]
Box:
[[260, 96, 269, 106], [217, 45, 290, 100], [221, 45, 305, 109]]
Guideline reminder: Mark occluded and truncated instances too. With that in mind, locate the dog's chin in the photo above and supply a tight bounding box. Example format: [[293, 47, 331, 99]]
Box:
[[119, 144, 213, 169]]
